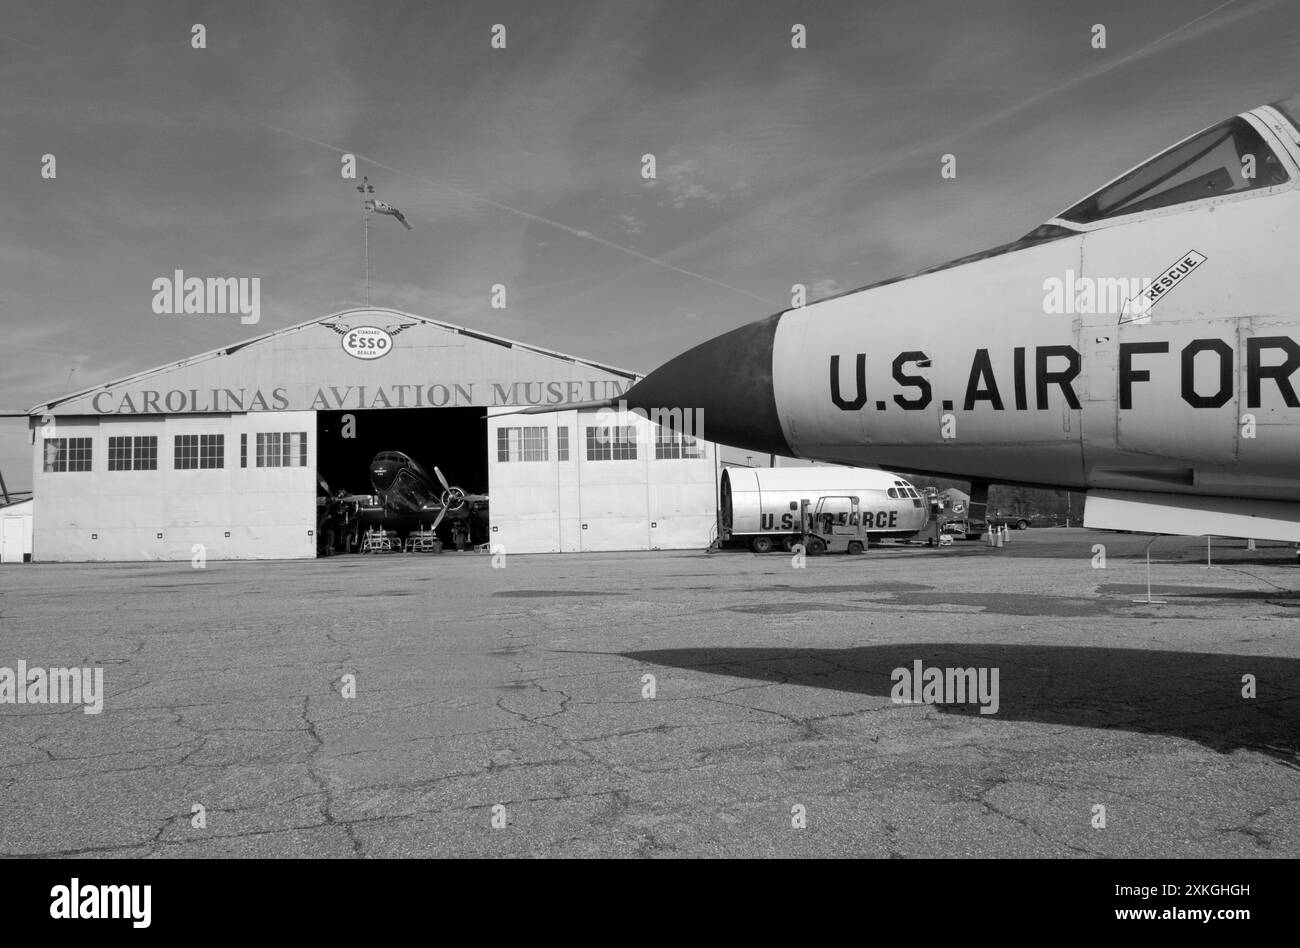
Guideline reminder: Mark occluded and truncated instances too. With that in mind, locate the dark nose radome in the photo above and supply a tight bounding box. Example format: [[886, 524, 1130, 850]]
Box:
[[623, 313, 792, 457]]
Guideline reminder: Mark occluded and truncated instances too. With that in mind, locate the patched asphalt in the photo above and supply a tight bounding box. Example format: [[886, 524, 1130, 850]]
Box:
[[1, 528, 1297, 857]]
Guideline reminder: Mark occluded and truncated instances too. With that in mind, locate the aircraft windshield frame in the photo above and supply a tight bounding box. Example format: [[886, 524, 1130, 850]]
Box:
[[1052, 114, 1292, 227]]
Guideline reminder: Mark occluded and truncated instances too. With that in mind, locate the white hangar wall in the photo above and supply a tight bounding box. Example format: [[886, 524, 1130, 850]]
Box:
[[32, 411, 316, 562], [28, 308, 715, 561], [487, 408, 718, 554]]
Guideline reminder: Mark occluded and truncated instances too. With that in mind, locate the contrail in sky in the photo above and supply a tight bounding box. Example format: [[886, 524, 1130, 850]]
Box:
[[841, 0, 1258, 190], [0, 31, 40, 50]]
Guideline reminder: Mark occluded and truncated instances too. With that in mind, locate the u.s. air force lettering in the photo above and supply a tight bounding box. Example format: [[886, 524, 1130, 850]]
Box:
[[829, 337, 1300, 412], [760, 510, 899, 530]]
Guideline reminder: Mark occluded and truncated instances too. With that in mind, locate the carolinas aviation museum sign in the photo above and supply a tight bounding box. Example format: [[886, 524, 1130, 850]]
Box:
[[33, 309, 639, 416]]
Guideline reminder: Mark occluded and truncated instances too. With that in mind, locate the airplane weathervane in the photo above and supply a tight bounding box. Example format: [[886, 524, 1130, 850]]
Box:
[[355, 176, 412, 306]]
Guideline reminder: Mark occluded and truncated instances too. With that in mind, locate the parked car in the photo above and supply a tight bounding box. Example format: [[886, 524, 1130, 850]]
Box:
[[987, 511, 1061, 530]]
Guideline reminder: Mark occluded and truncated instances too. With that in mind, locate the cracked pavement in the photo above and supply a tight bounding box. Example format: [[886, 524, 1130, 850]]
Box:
[[1, 528, 1297, 857]]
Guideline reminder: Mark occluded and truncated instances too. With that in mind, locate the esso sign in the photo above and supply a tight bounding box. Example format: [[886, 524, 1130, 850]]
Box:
[[342, 326, 392, 360]]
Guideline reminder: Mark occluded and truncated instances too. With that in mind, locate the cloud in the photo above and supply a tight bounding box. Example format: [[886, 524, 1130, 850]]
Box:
[[812, 278, 841, 298], [646, 153, 726, 208]]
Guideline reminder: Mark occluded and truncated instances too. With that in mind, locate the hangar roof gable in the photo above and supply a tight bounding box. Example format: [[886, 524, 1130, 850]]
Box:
[[31, 308, 641, 417]]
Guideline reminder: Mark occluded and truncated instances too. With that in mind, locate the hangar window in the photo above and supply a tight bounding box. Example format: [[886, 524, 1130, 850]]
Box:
[[107, 435, 157, 471], [175, 434, 225, 470], [256, 431, 308, 468], [497, 426, 548, 462], [654, 427, 704, 460], [42, 436, 92, 473], [586, 426, 637, 461], [557, 426, 569, 461], [1058, 117, 1289, 224]]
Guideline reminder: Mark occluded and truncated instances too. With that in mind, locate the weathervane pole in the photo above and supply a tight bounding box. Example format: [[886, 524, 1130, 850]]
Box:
[[357, 175, 376, 306]]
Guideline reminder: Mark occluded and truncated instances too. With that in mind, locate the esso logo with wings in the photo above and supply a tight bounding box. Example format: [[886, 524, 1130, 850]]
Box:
[[341, 326, 392, 360]]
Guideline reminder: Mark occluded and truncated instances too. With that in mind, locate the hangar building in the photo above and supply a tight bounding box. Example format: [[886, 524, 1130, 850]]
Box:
[[28, 308, 718, 561]]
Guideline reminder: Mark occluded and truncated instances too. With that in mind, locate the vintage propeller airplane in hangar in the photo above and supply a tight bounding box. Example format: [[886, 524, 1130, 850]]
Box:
[[318, 452, 488, 552], [366, 447, 488, 520], [560, 94, 1300, 545], [363, 451, 488, 534]]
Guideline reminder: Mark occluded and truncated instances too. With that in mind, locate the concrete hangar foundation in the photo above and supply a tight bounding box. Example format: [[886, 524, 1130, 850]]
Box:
[[28, 308, 718, 561]]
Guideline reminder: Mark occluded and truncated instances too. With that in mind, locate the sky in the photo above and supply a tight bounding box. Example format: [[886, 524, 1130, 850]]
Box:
[[3, 0, 1299, 493]]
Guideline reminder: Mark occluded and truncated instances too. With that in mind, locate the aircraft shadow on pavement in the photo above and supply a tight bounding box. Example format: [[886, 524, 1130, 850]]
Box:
[[621, 644, 1300, 767]]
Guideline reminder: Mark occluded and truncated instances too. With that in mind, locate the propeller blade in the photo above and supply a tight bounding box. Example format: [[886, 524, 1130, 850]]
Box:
[[434, 466, 451, 492], [431, 506, 447, 531]]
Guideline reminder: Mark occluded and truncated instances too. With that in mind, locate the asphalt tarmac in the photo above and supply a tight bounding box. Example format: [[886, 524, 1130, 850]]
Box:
[[2, 528, 1297, 857]]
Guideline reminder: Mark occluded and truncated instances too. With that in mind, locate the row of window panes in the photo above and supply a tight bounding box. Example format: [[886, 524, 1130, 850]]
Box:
[[654, 427, 704, 460], [585, 426, 637, 461], [107, 435, 158, 470], [496, 425, 703, 462], [174, 434, 225, 469], [43, 433, 308, 472], [254, 432, 308, 468], [497, 426, 550, 462], [42, 437, 92, 472]]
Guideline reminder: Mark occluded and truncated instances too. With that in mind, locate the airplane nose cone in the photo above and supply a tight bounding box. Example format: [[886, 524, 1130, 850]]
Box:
[[623, 312, 793, 457], [370, 463, 396, 491]]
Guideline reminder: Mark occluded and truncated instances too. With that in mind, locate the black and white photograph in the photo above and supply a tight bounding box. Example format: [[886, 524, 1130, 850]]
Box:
[[0, 0, 1294, 926]]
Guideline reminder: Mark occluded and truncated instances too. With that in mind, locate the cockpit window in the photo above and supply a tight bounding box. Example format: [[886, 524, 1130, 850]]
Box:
[[1058, 117, 1288, 224]]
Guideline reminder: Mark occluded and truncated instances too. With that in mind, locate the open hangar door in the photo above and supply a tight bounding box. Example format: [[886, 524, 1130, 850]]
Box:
[[315, 407, 488, 554]]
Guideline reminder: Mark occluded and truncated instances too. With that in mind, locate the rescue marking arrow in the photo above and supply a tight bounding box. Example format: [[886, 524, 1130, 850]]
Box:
[[1120, 249, 1207, 324]]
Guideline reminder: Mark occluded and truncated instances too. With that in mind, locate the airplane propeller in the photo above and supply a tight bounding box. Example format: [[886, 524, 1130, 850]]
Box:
[[429, 504, 448, 532], [434, 466, 467, 511]]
